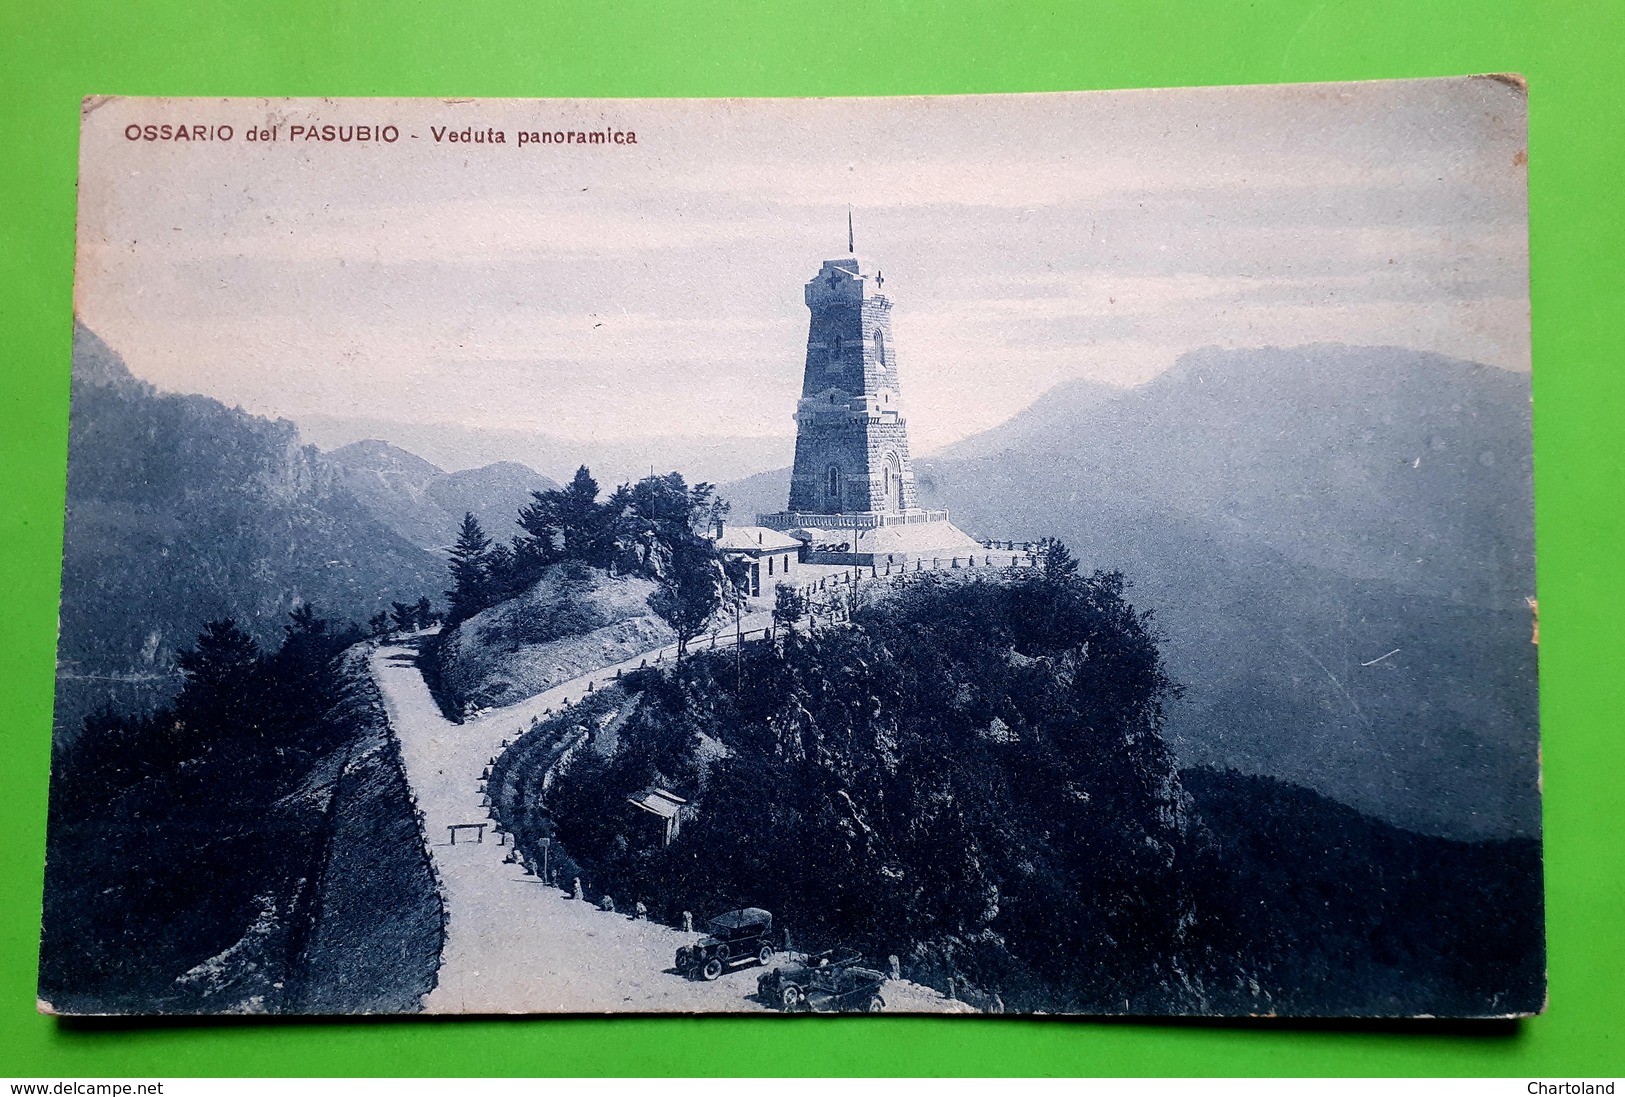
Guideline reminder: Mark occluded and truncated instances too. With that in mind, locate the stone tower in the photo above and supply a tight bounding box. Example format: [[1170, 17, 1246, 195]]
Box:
[[786, 254, 918, 515], [757, 234, 982, 566]]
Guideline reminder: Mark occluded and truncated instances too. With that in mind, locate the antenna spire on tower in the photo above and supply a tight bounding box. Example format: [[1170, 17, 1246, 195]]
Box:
[[848, 207, 854, 254]]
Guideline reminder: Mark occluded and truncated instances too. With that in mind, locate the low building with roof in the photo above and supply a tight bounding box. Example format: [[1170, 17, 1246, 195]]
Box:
[[710, 523, 801, 597], [627, 787, 687, 846]]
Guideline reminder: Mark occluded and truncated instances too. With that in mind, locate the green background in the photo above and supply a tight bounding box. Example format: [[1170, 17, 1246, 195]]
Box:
[[2, 0, 1620, 1077]]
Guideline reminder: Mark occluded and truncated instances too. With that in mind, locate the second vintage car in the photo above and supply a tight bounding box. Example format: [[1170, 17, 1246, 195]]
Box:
[[757, 948, 887, 1012]]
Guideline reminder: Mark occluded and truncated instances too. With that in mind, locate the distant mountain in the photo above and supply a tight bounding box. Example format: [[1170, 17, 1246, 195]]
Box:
[[323, 439, 556, 551], [714, 465, 791, 523], [920, 345, 1533, 606], [296, 412, 792, 490], [54, 323, 446, 737], [938, 377, 1126, 461], [788, 343, 1536, 841]]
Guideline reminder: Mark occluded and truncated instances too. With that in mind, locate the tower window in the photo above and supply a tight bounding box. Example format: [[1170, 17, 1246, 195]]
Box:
[[874, 328, 886, 368], [826, 466, 841, 498]]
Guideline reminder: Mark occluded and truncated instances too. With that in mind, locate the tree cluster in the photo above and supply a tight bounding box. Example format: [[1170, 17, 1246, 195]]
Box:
[[383, 597, 437, 634], [41, 608, 366, 1009], [542, 560, 1193, 1010], [442, 466, 735, 636]]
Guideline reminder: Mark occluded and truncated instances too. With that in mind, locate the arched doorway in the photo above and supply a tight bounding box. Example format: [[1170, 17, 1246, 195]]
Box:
[[882, 453, 903, 511]]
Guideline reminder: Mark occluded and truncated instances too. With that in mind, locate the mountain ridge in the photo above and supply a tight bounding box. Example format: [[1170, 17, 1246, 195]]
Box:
[[296, 412, 792, 490], [323, 439, 558, 552], [936, 376, 1126, 461]]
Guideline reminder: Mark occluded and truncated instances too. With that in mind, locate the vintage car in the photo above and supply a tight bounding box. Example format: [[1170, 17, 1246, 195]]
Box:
[[675, 907, 778, 981], [757, 949, 887, 1012]]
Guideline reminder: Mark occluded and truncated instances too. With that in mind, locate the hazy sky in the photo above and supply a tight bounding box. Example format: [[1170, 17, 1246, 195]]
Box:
[[75, 79, 1528, 457]]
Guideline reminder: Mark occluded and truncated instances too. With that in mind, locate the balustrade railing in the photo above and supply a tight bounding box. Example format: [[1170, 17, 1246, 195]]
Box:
[[756, 509, 952, 531]]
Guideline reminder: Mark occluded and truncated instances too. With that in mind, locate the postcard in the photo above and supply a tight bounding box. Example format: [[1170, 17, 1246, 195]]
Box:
[[42, 81, 1541, 1016]]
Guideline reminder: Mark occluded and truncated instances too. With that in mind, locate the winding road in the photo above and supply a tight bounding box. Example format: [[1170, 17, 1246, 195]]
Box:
[[370, 632, 966, 1014]]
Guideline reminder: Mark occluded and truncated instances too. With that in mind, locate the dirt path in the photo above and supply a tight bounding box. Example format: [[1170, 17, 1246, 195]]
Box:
[[371, 636, 964, 1014]]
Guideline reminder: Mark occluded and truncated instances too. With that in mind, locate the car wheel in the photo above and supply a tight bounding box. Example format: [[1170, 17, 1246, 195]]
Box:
[[780, 984, 804, 1011], [757, 944, 774, 966], [867, 994, 885, 1013], [701, 958, 724, 981]]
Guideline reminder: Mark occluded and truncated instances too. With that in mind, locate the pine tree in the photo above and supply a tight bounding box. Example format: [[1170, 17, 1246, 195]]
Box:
[[265, 604, 355, 734], [1035, 536, 1080, 584], [517, 489, 563, 565], [446, 512, 494, 622], [558, 465, 602, 557], [687, 481, 730, 536], [173, 618, 262, 734], [482, 541, 516, 599]]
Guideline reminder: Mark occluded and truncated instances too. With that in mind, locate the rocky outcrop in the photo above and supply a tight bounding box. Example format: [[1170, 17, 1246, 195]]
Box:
[[430, 563, 675, 712]]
